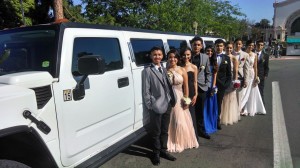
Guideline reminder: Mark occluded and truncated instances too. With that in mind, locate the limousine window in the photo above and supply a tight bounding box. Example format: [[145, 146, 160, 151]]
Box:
[[205, 40, 214, 48], [72, 37, 123, 76], [167, 40, 188, 52], [130, 39, 166, 66]]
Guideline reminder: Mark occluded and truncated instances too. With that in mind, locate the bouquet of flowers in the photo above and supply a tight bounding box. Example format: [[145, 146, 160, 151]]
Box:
[[182, 97, 191, 105], [210, 86, 218, 96], [233, 80, 241, 89], [181, 96, 191, 109], [167, 71, 174, 84]]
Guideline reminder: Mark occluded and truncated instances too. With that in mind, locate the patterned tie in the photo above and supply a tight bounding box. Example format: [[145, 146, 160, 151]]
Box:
[[158, 67, 163, 74]]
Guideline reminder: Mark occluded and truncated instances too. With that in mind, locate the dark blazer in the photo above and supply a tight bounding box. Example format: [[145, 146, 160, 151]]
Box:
[[215, 54, 232, 91], [257, 51, 269, 79]]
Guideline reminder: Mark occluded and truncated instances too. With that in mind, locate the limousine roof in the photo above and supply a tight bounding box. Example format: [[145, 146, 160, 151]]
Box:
[[1, 22, 223, 39]]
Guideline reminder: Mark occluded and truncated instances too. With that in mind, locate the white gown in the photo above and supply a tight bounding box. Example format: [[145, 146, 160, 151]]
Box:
[[241, 53, 266, 116]]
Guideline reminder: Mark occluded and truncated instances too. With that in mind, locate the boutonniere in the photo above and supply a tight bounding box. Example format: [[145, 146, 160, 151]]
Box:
[[223, 60, 228, 64], [241, 58, 245, 61], [200, 65, 205, 70]]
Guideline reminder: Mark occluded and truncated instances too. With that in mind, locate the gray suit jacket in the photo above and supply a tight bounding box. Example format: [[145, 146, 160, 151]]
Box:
[[142, 64, 176, 114], [192, 53, 211, 91], [233, 51, 250, 83]]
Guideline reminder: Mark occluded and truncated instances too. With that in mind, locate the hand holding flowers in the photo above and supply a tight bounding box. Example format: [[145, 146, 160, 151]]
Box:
[[181, 96, 191, 109], [253, 77, 260, 87], [255, 76, 260, 84]]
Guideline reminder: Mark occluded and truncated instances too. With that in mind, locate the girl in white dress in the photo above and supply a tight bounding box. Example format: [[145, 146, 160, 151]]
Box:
[[242, 40, 266, 116]]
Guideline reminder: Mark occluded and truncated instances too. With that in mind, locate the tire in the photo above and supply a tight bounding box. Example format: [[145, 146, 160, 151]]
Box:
[[0, 160, 30, 168]]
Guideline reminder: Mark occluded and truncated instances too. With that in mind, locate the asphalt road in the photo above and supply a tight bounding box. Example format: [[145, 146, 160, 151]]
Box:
[[101, 56, 300, 168]]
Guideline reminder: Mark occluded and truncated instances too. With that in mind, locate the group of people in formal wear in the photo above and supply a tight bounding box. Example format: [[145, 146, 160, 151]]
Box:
[[142, 36, 269, 166]]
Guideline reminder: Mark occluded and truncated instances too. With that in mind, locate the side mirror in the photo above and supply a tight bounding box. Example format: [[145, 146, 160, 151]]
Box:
[[78, 55, 105, 75], [73, 56, 105, 101]]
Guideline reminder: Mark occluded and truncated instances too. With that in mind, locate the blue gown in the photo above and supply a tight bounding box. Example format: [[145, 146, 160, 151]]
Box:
[[203, 66, 218, 134]]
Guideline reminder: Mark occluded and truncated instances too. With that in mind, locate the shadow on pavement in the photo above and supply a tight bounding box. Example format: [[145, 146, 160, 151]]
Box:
[[122, 134, 153, 159]]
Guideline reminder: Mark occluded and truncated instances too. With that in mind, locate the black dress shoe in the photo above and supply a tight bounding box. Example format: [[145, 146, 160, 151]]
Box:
[[200, 133, 210, 139], [217, 123, 222, 130], [152, 153, 160, 166], [199, 132, 211, 139], [160, 151, 176, 161]]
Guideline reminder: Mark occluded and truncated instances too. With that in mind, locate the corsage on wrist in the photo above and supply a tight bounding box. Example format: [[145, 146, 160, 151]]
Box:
[[210, 86, 218, 96], [181, 97, 191, 106], [233, 80, 241, 89]]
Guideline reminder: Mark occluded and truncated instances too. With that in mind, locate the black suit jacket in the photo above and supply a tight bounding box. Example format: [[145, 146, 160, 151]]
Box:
[[215, 54, 232, 91], [257, 51, 269, 79]]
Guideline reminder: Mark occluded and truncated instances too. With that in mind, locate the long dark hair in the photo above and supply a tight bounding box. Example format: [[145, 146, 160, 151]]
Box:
[[205, 45, 218, 74], [179, 46, 192, 66], [167, 49, 181, 66], [210, 56, 218, 74]]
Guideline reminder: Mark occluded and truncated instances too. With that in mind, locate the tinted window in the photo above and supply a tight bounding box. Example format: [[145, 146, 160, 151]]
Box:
[[72, 38, 123, 76], [167, 40, 188, 52], [204, 40, 214, 48], [130, 39, 165, 66], [0, 29, 57, 76]]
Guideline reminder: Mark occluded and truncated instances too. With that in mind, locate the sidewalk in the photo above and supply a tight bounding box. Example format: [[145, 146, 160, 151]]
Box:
[[270, 55, 300, 60]]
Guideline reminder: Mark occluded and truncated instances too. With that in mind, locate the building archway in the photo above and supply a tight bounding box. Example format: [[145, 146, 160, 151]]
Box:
[[291, 17, 300, 35], [285, 9, 300, 35]]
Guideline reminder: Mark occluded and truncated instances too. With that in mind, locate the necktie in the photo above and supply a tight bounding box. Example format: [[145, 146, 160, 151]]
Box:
[[158, 67, 163, 74]]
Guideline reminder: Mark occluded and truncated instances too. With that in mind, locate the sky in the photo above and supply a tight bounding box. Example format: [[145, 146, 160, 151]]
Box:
[[73, 0, 286, 24], [230, 0, 286, 24]]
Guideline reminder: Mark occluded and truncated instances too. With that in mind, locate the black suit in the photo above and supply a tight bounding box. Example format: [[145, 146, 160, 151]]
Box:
[[215, 54, 232, 124], [257, 51, 269, 103]]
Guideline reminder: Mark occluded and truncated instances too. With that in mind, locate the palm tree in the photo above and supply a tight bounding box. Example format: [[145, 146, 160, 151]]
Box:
[[53, 0, 64, 21]]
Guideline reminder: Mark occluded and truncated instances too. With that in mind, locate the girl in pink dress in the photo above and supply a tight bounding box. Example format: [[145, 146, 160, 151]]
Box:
[[167, 49, 199, 153]]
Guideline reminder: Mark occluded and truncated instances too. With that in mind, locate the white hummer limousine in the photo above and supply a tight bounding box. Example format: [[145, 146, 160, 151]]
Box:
[[0, 22, 218, 167]]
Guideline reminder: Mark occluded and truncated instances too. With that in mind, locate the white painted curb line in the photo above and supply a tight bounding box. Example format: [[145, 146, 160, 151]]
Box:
[[272, 81, 293, 168]]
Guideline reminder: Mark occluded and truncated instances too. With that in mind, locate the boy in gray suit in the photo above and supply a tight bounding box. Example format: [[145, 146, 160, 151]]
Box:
[[142, 46, 176, 166], [191, 36, 212, 139]]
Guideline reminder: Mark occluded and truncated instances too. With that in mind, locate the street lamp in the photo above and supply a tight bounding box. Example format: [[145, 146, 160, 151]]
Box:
[[193, 21, 198, 35]]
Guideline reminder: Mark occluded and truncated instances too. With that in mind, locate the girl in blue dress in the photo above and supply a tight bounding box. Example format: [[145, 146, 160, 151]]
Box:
[[203, 45, 219, 134]]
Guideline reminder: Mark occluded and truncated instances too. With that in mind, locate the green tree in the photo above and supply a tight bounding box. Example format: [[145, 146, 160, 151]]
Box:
[[0, 0, 35, 29]]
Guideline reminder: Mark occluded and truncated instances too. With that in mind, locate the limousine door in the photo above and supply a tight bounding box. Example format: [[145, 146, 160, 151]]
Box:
[[52, 28, 135, 166]]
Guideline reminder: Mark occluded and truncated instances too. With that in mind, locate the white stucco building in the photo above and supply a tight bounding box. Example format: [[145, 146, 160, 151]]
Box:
[[273, 0, 300, 55]]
